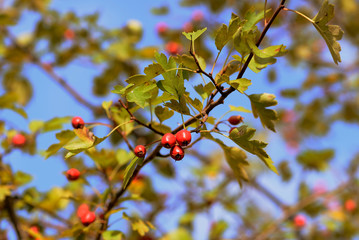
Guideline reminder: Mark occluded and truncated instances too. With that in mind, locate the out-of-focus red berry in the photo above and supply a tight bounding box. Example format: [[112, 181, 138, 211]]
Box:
[[294, 214, 306, 228], [64, 29, 75, 40], [156, 22, 168, 35], [77, 203, 90, 218], [345, 199, 357, 212], [12, 134, 26, 147], [165, 41, 182, 55]]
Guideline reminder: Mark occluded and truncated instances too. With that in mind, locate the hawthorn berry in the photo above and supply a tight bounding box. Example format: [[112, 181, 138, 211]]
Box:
[[156, 22, 168, 35], [183, 22, 193, 33], [12, 133, 26, 147], [229, 127, 236, 134], [77, 203, 90, 218], [228, 115, 244, 125], [81, 211, 96, 226], [64, 29, 75, 40], [170, 145, 185, 161], [72, 116, 85, 129], [175, 129, 192, 146], [66, 168, 80, 181], [29, 226, 40, 239], [165, 41, 181, 55], [192, 10, 204, 22], [134, 145, 146, 158], [345, 199, 357, 212], [293, 214, 306, 228], [161, 133, 176, 148]]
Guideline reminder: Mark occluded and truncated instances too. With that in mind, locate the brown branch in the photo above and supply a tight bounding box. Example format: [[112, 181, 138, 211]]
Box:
[[253, 181, 349, 240], [249, 180, 286, 209], [5, 196, 23, 239], [118, 99, 164, 136], [1, 28, 98, 111], [189, 42, 224, 95]]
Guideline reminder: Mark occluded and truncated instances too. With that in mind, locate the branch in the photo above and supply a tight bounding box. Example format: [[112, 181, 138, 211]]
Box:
[[189, 42, 224, 95], [253, 181, 349, 240], [118, 99, 164, 136], [5, 196, 23, 239]]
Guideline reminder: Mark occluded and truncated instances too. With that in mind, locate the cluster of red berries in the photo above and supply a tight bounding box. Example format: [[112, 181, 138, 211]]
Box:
[[77, 203, 96, 226], [134, 129, 192, 161]]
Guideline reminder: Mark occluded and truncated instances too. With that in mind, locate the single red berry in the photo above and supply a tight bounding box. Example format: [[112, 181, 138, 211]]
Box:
[[64, 29, 75, 40], [12, 133, 26, 147], [66, 168, 80, 181], [345, 199, 357, 212], [81, 211, 96, 226], [228, 115, 244, 125], [77, 203, 90, 218], [134, 145, 146, 158], [170, 145, 185, 161], [183, 22, 193, 33], [192, 10, 204, 22], [175, 129, 192, 146], [165, 41, 181, 55], [294, 214, 306, 228], [29, 226, 39, 239], [161, 133, 176, 149], [156, 22, 168, 35], [72, 116, 85, 129]]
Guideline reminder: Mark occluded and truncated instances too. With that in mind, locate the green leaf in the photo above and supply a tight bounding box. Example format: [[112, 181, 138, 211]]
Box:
[[116, 149, 134, 166], [248, 42, 288, 59], [126, 81, 158, 108], [29, 120, 44, 133], [209, 137, 249, 187], [312, 0, 343, 64], [0, 186, 12, 202], [103, 230, 125, 240], [42, 117, 71, 133], [102, 100, 113, 116], [155, 52, 185, 100], [243, 8, 270, 31], [155, 106, 174, 122], [122, 212, 155, 236], [160, 228, 192, 240], [215, 24, 228, 51], [186, 95, 203, 113], [229, 126, 277, 174], [150, 122, 172, 134], [229, 105, 252, 113], [249, 93, 278, 132], [297, 149, 334, 171], [194, 82, 215, 100], [123, 157, 142, 189], [144, 63, 165, 79], [182, 27, 207, 41], [13, 171, 33, 186], [209, 220, 229, 240], [229, 78, 251, 94], [164, 99, 191, 115], [44, 130, 76, 159]]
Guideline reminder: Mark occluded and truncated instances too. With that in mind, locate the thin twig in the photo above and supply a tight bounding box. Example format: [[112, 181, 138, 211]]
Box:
[[118, 99, 164, 136]]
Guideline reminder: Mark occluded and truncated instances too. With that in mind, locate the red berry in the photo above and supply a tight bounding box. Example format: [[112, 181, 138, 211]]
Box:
[[229, 127, 236, 134], [29, 226, 39, 239], [294, 214, 306, 228], [72, 116, 85, 129], [12, 133, 26, 147], [183, 22, 193, 33], [165, 41, 181, 55], [134, 145, 146, 158], [77, 203, 89, 218], [161, 133, 176, 148], [64, 29, 75, 40], [228, 115, 244, 125], [175, 129, 192, 146], [192, 10, 204, 22], [66, 168, 80, 181], [156, 22, 168, 35], [170, 145, 184, 161], [81, 211, 96, 226], [345, 199, 357, 212]]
